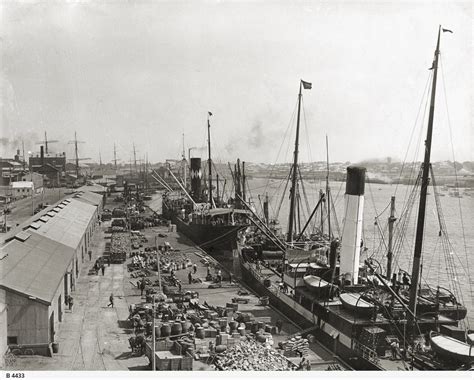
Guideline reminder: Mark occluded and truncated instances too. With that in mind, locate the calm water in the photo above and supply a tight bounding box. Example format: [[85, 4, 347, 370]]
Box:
[[246, 177, 474, 326]]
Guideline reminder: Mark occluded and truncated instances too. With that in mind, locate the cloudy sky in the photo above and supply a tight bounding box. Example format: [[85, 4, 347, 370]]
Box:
[[1, 1, 472, 165]]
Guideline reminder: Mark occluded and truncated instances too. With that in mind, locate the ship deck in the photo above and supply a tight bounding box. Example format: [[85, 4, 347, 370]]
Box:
[[259, 267, 457, 328]]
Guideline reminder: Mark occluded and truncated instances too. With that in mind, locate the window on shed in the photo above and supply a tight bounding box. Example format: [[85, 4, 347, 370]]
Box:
[[7, 336, 18, 345]]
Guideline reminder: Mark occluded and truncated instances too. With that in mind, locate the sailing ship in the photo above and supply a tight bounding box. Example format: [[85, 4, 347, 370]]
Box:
[[161, 113, 250, 253], [237, 27, 471, 370]]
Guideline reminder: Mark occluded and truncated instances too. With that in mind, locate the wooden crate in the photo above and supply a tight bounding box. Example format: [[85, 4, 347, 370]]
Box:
[[157, 358, 170, 371], [180, 356, 193, 371], [172, 341, 182, 355], [170, 357, 181, 370], [205, 328, 218, 338]]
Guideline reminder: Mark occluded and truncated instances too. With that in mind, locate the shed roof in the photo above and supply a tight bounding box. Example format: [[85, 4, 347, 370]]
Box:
[[0, 233, 74, 304], [76, 184, 107, 193], [27, 199, 96, 249], [73, 191, 103, 207], [1, 192, 98, 245], [12, 181, 33, 189]]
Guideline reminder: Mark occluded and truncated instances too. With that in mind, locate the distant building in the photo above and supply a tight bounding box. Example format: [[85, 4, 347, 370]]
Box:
[[11, 181, 34, 199], [36, 164, 61, 187], [20, 172, 44, 193], [65, 162, 89, 181], [29, 146, 66, 174], [0, 159, 24, 186]]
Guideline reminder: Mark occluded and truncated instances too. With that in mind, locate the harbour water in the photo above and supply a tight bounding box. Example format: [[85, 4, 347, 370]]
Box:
[[246, 177, 474, 327]]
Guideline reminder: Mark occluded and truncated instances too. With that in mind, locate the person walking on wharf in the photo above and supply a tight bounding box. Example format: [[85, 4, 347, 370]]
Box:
[[140, 278, 146, 296], [188, 271, 193, 285], [108, 293, 114, 308], [276, 319, 283, 334], [88, 250, 92, 261], [101, 264, 105, 276], [68, 295, 74, 312]]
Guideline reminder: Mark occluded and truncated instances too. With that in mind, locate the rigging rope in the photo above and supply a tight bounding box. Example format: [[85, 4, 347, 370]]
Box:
[[262, 98, 298, 196], [393, 73, 432, 197], [440, 56, 472, 327]]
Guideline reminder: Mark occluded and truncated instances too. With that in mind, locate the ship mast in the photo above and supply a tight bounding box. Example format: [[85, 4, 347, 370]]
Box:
[[287, 81, 303, 243], [386, 196, 396, 280], [408, 26, 443, 322], [207, 112, 213, 207], [326, 135, 331, 240], [113, 143, 118, 173]]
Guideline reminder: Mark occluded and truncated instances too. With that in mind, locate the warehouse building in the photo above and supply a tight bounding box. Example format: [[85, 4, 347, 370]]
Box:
[[11, 181, 34, 199], [28, 198, 99, 275], [0, 289, 7, 367], [0, 192, 102, 360], [1, 232, 76, 356]]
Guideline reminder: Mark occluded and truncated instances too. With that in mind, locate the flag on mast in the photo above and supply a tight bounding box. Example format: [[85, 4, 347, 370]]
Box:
[[208, 111, 213, 116], [301, 80, 312, 90], [442, 28, 453, 33]]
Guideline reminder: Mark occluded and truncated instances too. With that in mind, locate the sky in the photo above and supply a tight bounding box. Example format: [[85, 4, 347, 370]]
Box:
[[1, 1, 473, 165]]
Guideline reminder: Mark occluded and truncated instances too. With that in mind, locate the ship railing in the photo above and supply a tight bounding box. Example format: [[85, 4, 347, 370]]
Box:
[[353, 340, 380, 366], [245, 262, 282, 295]]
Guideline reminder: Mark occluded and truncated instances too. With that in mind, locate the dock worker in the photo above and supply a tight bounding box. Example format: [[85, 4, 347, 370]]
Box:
[[276, 319, 283, 334], [68, 295, 74, 312], [101, 263, 105, 276], [108, 293, 114, 308], [298, 357, 306, 369], [402, 272, 411, 287], [140, 278, 146, 296], [88, 250, 92, 261], [390, 340, 400, 360], [188, 271, 193, 285], [193, 263, 197, 274]]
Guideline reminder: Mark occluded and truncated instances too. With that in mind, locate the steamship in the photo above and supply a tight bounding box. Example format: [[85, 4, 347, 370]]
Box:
[[235, 30, 471, 371], [162, 114, 250, 254]]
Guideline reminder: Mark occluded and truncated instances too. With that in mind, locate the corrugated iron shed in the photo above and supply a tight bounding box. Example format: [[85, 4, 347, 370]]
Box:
[[27, 199, 96, 250], [0, 234, 74, 304], [73, 191, 103, 207]]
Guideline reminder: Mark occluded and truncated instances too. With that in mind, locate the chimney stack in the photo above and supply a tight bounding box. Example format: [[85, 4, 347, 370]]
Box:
[[339, 166, 366, 285], [190, 157, 202, 202]]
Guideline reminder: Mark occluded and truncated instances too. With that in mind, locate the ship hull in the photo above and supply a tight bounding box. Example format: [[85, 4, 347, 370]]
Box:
[[162, 198, 245, 252], [169, 213, 242, 252], [239, 257, 381, 370]]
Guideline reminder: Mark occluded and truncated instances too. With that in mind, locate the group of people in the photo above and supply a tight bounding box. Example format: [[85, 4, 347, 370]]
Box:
[[278, 282, 289, 294]]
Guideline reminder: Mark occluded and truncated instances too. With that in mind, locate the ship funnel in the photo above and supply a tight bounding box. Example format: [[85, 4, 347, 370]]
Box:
[[340, 166, 366, 285], [190, 157, 202, 202]]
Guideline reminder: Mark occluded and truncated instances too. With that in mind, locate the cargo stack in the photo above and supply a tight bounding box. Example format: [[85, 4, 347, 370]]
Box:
[[281, 336, 309, 357]]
